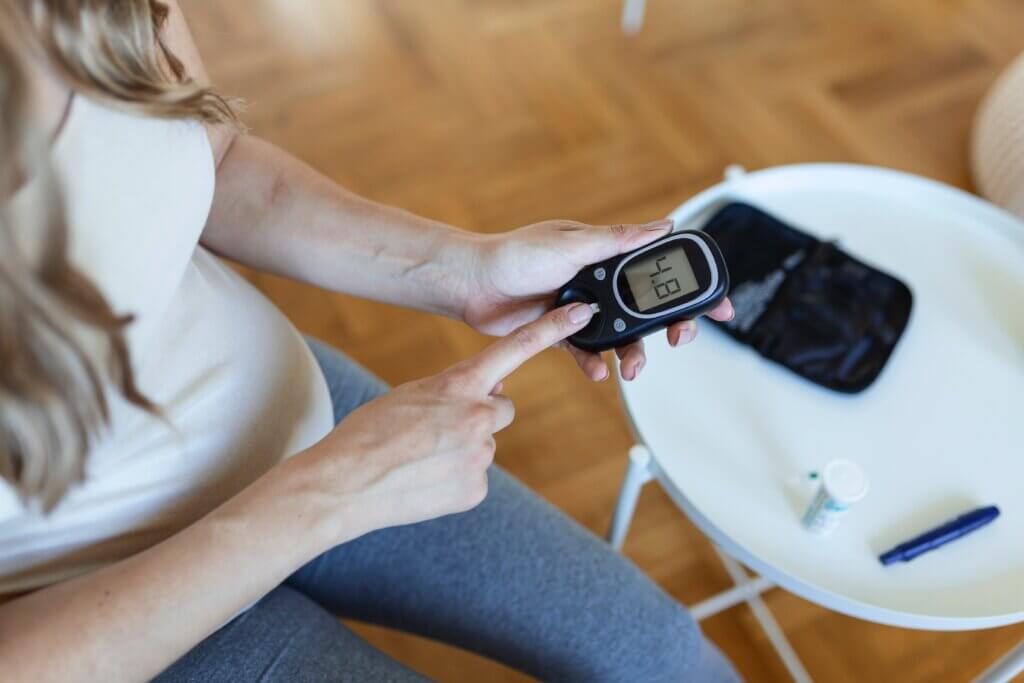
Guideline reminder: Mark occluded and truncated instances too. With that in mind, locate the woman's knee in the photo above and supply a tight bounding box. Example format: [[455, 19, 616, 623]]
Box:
[[597, 597, 705, 682], [477, 469, 722, 681], [597, 600, 739, 682]]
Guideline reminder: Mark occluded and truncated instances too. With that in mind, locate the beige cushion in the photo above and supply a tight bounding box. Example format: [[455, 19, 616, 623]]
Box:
[[972, 52, 1024, 218]]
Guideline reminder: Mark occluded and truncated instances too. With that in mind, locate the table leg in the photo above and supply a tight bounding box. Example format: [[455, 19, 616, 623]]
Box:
[[691, 574, 775, 620], [611, 445, 813, 681], [713, 548, 813, 683], [973, 639, 1024, 683], [621, 0, 647, 34], [607, 444, 654, 551]]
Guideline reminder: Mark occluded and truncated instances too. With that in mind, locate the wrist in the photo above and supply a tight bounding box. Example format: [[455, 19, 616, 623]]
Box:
[[217, 448, 368, 564], [436, 229, 495, 323]]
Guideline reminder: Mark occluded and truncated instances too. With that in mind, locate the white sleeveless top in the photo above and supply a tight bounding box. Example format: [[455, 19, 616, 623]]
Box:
[[0, 96, 335, 595]]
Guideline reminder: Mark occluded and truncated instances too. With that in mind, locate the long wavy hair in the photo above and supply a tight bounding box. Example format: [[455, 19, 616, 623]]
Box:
[[0, 0, 238, 511]]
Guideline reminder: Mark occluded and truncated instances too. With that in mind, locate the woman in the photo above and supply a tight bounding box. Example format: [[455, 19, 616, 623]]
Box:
[[0, 1, 738, 680]]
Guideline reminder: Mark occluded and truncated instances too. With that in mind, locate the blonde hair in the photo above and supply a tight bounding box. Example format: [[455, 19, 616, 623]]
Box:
[[0, 0, 238, 510]]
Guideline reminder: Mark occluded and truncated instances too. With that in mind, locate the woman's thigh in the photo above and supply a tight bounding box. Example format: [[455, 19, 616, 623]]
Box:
[[155, 585, 428, 682], [288, 466, 735, 682], [299, 338, 738, 682]]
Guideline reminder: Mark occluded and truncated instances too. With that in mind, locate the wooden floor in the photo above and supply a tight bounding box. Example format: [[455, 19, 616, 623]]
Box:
[[181, 1, 1024, 681]]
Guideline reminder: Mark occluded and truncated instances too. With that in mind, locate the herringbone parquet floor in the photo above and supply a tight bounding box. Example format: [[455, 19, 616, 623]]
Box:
[[180, 1, 1024, 680]]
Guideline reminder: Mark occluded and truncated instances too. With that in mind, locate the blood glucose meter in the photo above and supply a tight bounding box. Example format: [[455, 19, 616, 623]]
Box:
[[555, 230, 729, 352]]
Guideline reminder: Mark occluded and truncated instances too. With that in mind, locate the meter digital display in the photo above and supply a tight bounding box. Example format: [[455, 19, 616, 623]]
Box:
[[623, 248, 700, 312], [555, 230, 729, 352]]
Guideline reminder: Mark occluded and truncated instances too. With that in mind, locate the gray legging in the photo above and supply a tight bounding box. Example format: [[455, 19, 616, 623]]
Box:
[[156, 339, 740, 682]]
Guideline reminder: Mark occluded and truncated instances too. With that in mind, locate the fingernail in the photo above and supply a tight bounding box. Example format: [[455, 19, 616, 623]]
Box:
[[635, 358, 645, 376], [644, 219, 674, 231], [568, 303, 594, 324], [679, 322, 696, 344]]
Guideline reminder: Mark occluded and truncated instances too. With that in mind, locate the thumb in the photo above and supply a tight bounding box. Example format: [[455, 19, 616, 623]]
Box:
[[579, 218, 673, 264]]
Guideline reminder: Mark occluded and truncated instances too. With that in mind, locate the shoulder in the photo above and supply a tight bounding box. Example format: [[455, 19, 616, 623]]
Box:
[[16, 44, 73, 144], [162, 0, 236, 167], [0, 8, 68, 139]]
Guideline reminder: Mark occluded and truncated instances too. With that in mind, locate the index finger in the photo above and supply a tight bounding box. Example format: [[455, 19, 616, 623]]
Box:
[[462, 302, 595, 393]]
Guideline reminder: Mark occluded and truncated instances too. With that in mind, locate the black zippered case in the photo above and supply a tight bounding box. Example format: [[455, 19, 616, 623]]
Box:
[[702, 202, 913, 393]]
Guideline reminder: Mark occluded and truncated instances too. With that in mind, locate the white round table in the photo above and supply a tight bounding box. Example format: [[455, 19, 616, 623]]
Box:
[[606, 164, 1024, 681]]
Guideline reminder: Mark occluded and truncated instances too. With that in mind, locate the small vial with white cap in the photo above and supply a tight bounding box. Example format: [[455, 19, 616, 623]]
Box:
[[801, 459, 869, 535]]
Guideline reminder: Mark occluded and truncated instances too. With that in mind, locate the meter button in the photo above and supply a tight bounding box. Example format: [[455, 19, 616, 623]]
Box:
[[593, 267, 606, 281], [613, 318, 626, 333]]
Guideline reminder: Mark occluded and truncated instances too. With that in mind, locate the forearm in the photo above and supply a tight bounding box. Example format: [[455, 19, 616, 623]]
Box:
[[202, 134, 482, 318], [0, 456, 346, 682]]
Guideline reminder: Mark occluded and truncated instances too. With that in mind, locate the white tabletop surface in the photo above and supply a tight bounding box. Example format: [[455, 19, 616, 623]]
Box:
[[618, 164, 1024, 630]]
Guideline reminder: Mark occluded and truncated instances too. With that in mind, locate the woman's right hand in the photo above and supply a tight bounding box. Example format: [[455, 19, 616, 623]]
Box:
[[300, 301, 596, 541], [0, 302, 595, 683]]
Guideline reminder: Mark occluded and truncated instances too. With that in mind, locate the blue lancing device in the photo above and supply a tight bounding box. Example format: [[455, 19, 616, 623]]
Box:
[[879, 505, 1001, 565], [555, 230, 730, 352]]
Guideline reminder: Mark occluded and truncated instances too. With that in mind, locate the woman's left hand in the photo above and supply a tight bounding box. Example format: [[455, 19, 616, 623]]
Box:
[[463, 219, 735, 382]]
